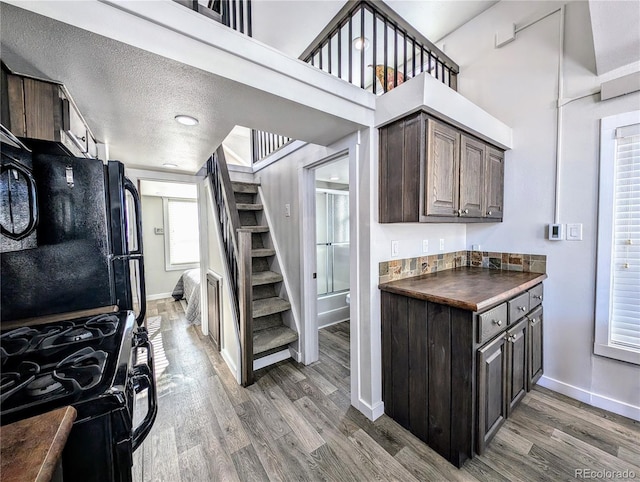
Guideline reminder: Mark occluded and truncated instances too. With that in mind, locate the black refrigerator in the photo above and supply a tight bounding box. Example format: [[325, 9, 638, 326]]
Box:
[[1, 132, 156, 482]]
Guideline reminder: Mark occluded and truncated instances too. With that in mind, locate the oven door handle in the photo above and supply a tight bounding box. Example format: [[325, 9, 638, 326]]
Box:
[[124, 177, 146, 327], [131, 336, 157, 451]]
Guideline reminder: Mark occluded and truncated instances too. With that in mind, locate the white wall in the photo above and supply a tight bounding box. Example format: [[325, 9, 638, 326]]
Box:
[[141, 196, 183, 298], [440, 0, 640, 418]]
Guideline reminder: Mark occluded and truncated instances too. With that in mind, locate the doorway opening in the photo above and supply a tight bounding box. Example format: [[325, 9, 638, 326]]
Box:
[[302, 155, 351, 396]]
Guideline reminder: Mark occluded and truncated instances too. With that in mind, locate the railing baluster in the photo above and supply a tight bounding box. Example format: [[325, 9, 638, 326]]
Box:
[[328, 36, 332, 75], [372, 11, 377, 95], [383, 17, 388, 93], [337, 24, 342, 79], [348, 15, 353, 84], [360, 5, 365, 89], [393, 24, 398, 88], [247, 0, 252, 37], [239, 0, 244, 34], [231, 0, 236, 30], [402, 31, 407, 82]]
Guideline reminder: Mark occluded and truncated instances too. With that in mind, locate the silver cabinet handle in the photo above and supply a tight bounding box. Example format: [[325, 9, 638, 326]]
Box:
[[457, 209, 462, 215], [533, 294, 543, 301], [519, 306, 527, 312], [493, 319, 502, 326], [487, 211, 492, 216], [464, 209, 469, 214], [531, 318, 537, 324]]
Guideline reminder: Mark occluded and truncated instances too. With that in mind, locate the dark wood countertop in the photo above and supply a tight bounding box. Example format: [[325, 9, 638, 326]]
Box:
[[1, 406, 77, 482], [379, 267, 547, 312]]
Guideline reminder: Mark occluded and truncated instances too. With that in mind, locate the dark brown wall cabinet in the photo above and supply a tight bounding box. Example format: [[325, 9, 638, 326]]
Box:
[[379, 113, 504, 223], [1, 66, 97, 158], [381, 283, 544, 466]]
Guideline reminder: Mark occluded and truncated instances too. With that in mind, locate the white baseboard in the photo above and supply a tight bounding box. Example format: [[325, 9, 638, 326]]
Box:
[[318, 318, 350, 330], [253, 349, 291, 371], [357, 398, 385, 421], [538, 375, 640, 421], [221, 348, 240, 384], [289, 347, 302, 363], [146, 292, 174, 301]]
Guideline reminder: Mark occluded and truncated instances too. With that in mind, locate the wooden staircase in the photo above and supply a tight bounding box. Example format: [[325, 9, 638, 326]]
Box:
[[207, 147, 297, 386], [231, 181, 298, 360]]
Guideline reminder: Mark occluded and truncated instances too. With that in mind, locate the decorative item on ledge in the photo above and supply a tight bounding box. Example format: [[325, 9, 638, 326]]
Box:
[[378, 250, 546, 284]]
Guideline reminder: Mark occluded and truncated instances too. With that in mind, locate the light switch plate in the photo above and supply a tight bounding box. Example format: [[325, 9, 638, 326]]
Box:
[[391, 240, 399, 257], [566, 223, 583, 241], [284, 203, 291, 217], [154, 227, 164, 235]]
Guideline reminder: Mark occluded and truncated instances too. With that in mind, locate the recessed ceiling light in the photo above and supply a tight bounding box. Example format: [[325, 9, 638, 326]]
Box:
[[163, 163, 178, 168], [174, 115, 199, 126], [353, 37, 370, 51], [330, 175, 340, 181]]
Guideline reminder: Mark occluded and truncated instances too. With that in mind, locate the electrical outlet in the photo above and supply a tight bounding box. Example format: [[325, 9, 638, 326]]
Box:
[[284, 203, 291, 217], [472, 244, 481, 251], [422, 239, 429, 253], [391, 240, 399, 257], [154, 227, 164, 235], [439, 239, 445, 251]]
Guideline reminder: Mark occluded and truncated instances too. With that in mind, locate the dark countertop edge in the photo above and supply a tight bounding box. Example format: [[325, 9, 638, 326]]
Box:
[[0, 406, 77, 482], [379, 271, 548, 312]]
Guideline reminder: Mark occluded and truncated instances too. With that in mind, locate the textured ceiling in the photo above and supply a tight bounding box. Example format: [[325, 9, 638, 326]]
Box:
[[0, 3, 363, 174]]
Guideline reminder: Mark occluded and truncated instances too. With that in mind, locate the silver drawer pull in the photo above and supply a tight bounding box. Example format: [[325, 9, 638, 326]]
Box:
[[493, 319, 503, 326], [533, 294, 543, 301], [487, 211, 492, 216], [519, 306, 527, 312], [531, 318, 537, 324]]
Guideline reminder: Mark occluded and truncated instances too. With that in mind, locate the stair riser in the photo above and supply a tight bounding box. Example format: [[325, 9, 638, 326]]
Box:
[[252, 258, 270, 273], [253, 285, 276, 301], [253, 313, 282, 331], [234, 192, 255, 204], [239, 211, 258, 226]]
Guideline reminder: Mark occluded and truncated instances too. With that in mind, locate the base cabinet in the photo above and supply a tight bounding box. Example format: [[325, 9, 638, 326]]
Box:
[[381, 282, 544, 466]]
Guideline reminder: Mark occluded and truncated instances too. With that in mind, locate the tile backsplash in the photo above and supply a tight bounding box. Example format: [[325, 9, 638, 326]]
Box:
[[379, 250, 546, 284]]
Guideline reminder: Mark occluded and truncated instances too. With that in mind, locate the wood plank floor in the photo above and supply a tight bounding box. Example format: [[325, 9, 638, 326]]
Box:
[[134, 299, 640, 481]]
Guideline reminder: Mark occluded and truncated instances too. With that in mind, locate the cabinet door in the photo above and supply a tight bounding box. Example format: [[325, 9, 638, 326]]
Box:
[[425, 119, 460, 216], [506, 318, 528, 415], [528, 307, 543, 389], [23, 77, 60, 142], [379, 114, 422, 222], [477, 333, 506, 455], [484, 148, 504, 218], [459, 136, 485, 218]]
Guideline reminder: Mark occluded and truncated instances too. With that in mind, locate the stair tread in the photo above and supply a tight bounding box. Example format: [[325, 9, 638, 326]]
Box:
[[232, 182, 259, 194], [237, 203, 263, 211], [253, 297, 291, 318], [241, 225, 269, 233], [252, 271, 283, 286], [252, 248, 276, 258], [253, 325, 298, 355]]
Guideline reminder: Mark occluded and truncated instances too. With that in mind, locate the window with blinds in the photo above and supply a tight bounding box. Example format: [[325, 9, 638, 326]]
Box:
[[610, 125, 640, 349], [596, 112, 640, 365], [165, 199, 200, 269]]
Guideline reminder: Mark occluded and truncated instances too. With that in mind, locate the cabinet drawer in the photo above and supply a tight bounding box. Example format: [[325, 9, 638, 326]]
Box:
[[529, 284, 543, 309], [508, 292, 529, 324], [478, 303, 507, 344]]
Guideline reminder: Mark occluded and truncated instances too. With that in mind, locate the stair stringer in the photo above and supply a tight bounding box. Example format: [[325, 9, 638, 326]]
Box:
[[255, 185, 302, 362]]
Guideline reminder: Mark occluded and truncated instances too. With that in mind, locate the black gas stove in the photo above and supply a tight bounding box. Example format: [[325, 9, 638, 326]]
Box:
[[0, 311, 156, 482], [1, 137, 155, 481]]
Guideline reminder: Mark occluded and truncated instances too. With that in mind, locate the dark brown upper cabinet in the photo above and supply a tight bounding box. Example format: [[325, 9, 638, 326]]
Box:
[[379, 112, 505, 223], [1, 66, 97, 159]]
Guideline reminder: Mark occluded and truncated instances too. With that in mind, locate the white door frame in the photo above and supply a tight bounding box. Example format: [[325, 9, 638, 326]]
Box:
[[299, 150, 350, 365]]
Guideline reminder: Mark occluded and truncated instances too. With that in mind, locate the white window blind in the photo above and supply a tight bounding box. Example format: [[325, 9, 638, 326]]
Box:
[[610, 125, 640, 349], [167, 199, 200, 266]]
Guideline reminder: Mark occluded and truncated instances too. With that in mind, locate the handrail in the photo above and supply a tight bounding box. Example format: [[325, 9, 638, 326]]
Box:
[[207, 147, 253, 386]]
